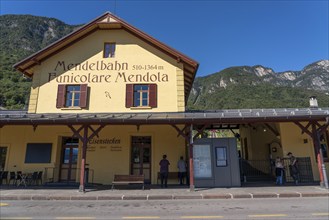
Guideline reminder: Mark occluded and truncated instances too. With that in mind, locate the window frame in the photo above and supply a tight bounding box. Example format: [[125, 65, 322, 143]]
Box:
[[65, 85, 82, 108], [126, 84, 157, 109], [103, 42, 116, 58], [133, 85, 150, 107], [56, 84, 88, 109], [25, 143, 52, 164], [215, 147, 228, 167]]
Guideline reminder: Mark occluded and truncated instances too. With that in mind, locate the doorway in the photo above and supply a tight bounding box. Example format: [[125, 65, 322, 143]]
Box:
[[59, 137, 79, 182], [0, 146, 8, 171], [131, 136, 151, 183]]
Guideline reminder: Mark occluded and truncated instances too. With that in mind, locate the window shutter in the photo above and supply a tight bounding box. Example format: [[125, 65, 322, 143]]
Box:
[[126, 84, 134, 108], [79, 84, 88, 108], [149, 84, 157, 108], [56, 85, 66, 108]]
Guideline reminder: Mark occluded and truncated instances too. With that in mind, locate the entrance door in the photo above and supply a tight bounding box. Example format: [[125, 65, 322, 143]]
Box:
[[131, 136, 151, 183], [60, 138, 79, 182], [0, 146, 8, 171]]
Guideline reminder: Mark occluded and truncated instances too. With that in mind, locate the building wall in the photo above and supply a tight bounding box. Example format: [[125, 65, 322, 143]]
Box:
[[240, 122, 329, 181], [279, 123, 329, 181], [240, 123, 279, 160], [29, 29, 185, 113], [0, 124, 185, 184]]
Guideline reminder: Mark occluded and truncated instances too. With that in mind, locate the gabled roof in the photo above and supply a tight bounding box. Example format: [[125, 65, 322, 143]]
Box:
[[13, 12, 199, 99]]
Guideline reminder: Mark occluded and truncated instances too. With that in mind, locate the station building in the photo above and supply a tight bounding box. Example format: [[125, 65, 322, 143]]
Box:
[[0, 12, 328, 191]]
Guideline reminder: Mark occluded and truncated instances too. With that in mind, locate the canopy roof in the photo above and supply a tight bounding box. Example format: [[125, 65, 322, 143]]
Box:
[[13, 12, 199, 100], [1, 108, 328, 126]]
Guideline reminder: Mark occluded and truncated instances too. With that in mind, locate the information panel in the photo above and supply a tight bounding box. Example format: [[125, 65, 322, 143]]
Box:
[[193, 144, 212, 178]]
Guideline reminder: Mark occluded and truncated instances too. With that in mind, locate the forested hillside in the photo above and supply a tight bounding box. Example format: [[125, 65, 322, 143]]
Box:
[[187, 61, 329, 110], [0, 14, 78, 109]]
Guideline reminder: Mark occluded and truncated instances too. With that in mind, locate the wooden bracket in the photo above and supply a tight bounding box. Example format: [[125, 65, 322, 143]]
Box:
[[68, 125, 105, 142], [193, 124, 208, 140], [294, 122, 313, 137], [171, 124, 190, 142]]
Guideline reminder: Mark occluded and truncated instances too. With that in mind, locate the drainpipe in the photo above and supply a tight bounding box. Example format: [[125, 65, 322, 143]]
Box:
[[189, 124, 195, 191]]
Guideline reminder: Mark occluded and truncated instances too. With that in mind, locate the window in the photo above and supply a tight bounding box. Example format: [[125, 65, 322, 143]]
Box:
[[134, 85, 149, 107], [126, 84, 157, 108], [56, 84, 88, 108], [104, 43, 116, 58], [216, 147, 228, 167], [25, 143, 52, 163]]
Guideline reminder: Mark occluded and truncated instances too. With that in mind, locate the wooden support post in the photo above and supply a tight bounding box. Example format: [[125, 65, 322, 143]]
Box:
[[79, 125, 88, 192], [311, 123, 324, 187], [68, 124, 105, 192]]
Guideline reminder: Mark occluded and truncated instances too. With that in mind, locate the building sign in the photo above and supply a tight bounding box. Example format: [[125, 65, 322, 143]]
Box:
[[88, 138, 121, 145], [48, 61, 169, 83], [87, 137, 122, 152]]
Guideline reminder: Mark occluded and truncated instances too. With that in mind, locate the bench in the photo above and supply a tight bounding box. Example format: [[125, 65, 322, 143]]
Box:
[[157, 172, 180, 185], [111, 174, 144, 190]]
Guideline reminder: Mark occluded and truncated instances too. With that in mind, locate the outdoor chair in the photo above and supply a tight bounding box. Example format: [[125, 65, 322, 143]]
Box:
[[9, 172, 16, 185], [0, 171, 9, 185], [16, 171, 22, 186], [30, 171, 38, 185], [36, 171, 43, 185]]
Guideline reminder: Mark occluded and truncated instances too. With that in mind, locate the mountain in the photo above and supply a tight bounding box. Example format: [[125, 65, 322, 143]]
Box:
[[0, 14, 328, 110], [0, 14, 79, 109], [187, 60, 329, 110]]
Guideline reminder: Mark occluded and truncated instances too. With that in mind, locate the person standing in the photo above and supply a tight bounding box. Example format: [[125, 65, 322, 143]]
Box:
[[275, 157, 284, 185], [159, 154, 170, 188], [177, 156, 187, 185], [287, 152, 299, 185]]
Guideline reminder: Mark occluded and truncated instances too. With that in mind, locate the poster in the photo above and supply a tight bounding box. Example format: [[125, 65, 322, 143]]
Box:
[[193, 144, 212, 178]]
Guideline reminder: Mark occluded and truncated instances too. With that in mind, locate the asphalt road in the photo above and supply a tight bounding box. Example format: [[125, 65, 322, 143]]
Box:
[[0, 197, 328, 220]]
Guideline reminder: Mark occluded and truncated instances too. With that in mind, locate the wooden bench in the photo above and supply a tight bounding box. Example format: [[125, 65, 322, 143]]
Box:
[[111, 174, 144, 190], [157, 172, 180, 185]]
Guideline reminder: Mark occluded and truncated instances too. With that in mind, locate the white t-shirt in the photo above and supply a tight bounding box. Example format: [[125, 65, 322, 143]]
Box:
[[177, 159, 187, 172]]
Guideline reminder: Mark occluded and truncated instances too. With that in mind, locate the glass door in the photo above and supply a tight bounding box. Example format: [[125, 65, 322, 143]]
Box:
[[60, 138, 79, 182], [131, 136, 151, 183]]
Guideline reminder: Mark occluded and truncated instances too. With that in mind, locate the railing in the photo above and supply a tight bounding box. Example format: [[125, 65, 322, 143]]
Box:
[[240, 157, 314, 183], [282, 157, 313, 183], [240, 159, 273, 182], [44, 167, 94, 185]]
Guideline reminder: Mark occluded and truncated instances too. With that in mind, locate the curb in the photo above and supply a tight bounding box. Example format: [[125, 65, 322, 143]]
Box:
[[1, 192, 328, 201]]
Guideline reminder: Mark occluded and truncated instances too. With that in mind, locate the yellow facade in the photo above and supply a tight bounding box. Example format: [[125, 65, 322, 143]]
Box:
[[0, 13, 199, 186], [29, 30, 185, 114], [0, 124, 186, 184]]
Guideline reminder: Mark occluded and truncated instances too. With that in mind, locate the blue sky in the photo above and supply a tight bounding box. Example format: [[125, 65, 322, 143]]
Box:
[[1, 0, 328, 76]]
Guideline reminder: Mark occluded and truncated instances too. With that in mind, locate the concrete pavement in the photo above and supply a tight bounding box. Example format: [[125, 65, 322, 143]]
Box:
[[1, 183, 328, 201]]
